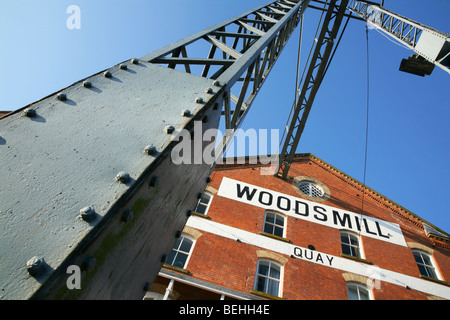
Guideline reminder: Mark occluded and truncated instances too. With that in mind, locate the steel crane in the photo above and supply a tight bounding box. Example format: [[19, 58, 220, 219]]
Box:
[[0, 0, 447, 300]]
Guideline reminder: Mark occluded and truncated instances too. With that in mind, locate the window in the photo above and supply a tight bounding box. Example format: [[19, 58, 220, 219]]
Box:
[[254, 259, 282, 297], [412, 250, 439, 280], [297, 180, 324, 198], [292, 176, 330, 202], [193, 192, 212, 215], [166, 236, 194, 269], [340, 231, 361, 258], [347, 283, 371, 300], [263, 211, 285, 238]]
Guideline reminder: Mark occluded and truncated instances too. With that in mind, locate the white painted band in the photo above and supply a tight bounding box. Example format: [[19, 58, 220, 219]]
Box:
[[186, 216, 450, 299]]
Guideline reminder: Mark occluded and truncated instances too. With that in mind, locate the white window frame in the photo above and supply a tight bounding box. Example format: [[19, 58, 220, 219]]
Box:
[[263, 211, 286, 238], [253, 259, 283, 297], [340, 230, 364, 259], [193, 191, 213, 216], [346, 282, 373, 300], [166, 235, 196, 269], [412, 249, 441, 280]]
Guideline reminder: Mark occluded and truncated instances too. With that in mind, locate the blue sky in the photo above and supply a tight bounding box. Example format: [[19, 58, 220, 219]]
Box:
[[1, 0, 449, 233]]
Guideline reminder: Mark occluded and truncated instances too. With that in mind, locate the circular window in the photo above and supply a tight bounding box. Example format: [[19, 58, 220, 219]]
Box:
[[297, 181, 325, 198], [292, 176, 330, 202]]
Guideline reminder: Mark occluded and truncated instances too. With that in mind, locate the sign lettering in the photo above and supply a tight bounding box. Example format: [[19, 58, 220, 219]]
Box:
[[218, 177, 407, 246], [293, 247, 334, 266]]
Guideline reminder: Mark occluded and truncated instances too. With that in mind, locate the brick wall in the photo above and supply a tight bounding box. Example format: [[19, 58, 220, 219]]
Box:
[[163, 154, 450, 300]]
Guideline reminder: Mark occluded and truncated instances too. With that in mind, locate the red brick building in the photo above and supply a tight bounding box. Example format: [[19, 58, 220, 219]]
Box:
[[147, 153, 450, 300]]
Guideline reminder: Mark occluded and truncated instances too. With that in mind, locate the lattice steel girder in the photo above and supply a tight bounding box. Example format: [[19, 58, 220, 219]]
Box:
[[142, 0, 311, 158], [0, 1, 311, 300], [347, 0, 450, 75], [277, 0, 350, 180]]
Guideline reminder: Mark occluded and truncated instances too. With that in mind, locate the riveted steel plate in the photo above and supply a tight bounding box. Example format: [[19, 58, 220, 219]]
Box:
[[0, 61, 221, 299]]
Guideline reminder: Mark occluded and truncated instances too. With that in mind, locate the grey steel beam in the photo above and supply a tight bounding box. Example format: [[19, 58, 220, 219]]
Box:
[[0, 60, 224, 300], [0, 0, 311, 300], [151, 57, 236, 67], [277, 0, 350, 180]]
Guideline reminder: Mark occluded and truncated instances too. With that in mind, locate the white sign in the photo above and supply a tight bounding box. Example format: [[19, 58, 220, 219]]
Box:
[[217, 177, 407, 247]]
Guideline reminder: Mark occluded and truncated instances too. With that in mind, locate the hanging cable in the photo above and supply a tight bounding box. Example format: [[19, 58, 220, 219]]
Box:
[[361, 24, 371, 219]]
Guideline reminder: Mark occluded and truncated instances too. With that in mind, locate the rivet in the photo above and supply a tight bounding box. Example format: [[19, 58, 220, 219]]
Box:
[[119, 64, 127, 70], [121, 209, 134, 223], [213, 80, 221, 87], [57, 93, 67, 101], [195, 97, 204, 104], [116, 171, 130, 183], [23, 108, 36, 118], [149, 175, 159, 187], [80, 206, 96, 222], [205, 88, 213, 94], [26, 256, 46, 276], [144, 145, 157, 155], [103, 71, 112, 78], [181, 109, 191, 117], [131, 58, 139, 64], [82, 81, 92, 88], [164, 125, 175, 134], [81, 255, 96, 272]]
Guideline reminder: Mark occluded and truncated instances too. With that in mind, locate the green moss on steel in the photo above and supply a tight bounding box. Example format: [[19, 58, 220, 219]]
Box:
[[54, 195, 154, 299]]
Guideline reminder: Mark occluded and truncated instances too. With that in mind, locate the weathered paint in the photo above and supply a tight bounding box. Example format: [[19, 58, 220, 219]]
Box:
[[0, 60, 223, 299]]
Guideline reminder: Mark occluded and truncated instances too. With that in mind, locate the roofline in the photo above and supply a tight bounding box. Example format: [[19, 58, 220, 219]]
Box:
[[215, 153, 449, 239]]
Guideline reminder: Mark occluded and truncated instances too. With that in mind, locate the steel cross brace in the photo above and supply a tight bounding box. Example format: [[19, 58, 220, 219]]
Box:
[[277, 0, 350, 180]]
